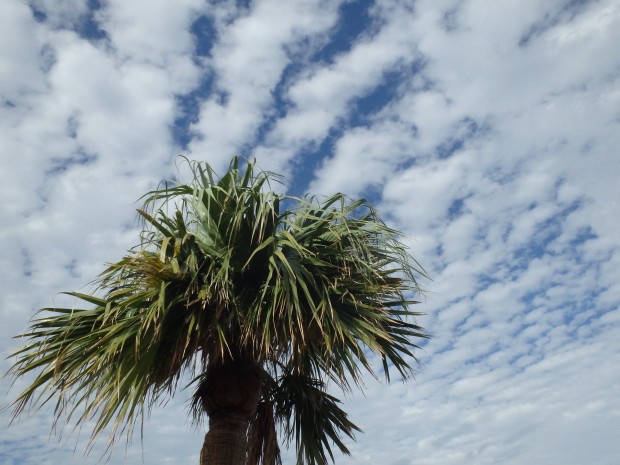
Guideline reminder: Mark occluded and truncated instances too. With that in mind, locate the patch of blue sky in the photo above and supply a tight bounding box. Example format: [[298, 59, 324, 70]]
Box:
[[511, 200, 584, 264], [171, 14, 227, 150], [46, 151, 98, 176], [190, 14, 217, 59], [469, 211, 594, 306], [235, 0, 252, 12], [288, 131, 383, 204], [507, 344, 545, 373], [347, 65, 412, 127], [518, 0, 598, 47], [568, 225, 597, 249], [28, 3, 47, 22], [513, 272, 607, 340], [252, 62, 304, 148], [287, 130, 340, 198], [256, 69, 405, 198], [172, 75, 215, 150], [566, 296, 610, 334], [311, 0, 375, 64], [519, 283, 608, 343], [290, 68, 424, 200], [518, 289, 566, 325], [176, 1, 405, 201], [447, 197, 467, 220], [252, 1, 393, 191], [476, 274, 501, 290], [358, 184, 386, 207], [28, 0, 108, 42], [77, 0, 107, 41], [523, 217, 565, 259], [436, 117, 492, 160]]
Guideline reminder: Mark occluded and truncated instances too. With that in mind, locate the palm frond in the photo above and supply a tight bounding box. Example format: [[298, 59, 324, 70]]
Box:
[[7, 155, 428, 465], [271, 367, 361, 465], [246, 192, 428, 389], [247, 398, 282, 465]]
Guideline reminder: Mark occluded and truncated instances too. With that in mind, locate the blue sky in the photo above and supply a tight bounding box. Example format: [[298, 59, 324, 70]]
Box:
[[1, 1, 619, 464]]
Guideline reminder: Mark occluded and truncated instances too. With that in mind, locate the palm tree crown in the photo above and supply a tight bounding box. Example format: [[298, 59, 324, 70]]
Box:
[[8, 156, 428, 465]]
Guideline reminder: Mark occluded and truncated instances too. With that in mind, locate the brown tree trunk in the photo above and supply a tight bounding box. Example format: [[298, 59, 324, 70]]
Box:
[[200, 413, 249, 465], [198, 356, 262, 465]]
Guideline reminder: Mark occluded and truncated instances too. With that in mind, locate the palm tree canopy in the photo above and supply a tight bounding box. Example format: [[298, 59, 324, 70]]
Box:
[[8, 156, 428, 465]]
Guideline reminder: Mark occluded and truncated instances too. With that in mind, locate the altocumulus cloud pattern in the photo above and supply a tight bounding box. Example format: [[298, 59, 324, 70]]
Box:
[[1, 1, 619, 464]]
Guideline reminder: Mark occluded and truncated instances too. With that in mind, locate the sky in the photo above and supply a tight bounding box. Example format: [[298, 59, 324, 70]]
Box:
[[1, 0, 619, 464]]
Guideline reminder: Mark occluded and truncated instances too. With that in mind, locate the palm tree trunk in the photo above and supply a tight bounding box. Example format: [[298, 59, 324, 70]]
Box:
[[198, 355, 262, 465], [200, 413, 249, 465]]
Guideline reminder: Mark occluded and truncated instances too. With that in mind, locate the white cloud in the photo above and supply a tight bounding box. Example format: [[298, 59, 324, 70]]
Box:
[[2, 0, 620, 464], [26, 0, 90, 30], [99, 0, 205, 64], [189, 0, 343, 172], [0, 1, 48, 102], [308, 121, 417, 197], [257, 1, 423, 165]]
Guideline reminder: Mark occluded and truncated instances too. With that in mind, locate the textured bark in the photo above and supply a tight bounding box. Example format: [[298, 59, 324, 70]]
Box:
[[198, 356, 262, 465], [200, 414, 249, 465]]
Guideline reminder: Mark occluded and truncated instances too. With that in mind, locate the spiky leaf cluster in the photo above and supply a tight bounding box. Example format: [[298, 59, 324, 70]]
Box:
[[8, 156, 428, 465]]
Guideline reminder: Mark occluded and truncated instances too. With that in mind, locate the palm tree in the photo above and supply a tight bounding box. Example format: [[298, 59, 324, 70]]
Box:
[[7, 156, 428, 465]]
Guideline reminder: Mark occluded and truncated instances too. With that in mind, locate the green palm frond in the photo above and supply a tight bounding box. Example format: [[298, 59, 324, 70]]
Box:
[[272, 367, 361, 465], [7, 155, 428, 465], [247, 396, 281, 465], [248, 192, 428, 388]]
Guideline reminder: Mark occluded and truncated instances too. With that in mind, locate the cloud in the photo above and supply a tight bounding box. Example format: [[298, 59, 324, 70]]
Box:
[[100, 0, 204, 62], [308, 120, 417, 197], [0, 2, 49, 103], [188, 0, 343, 172], [254, 2, 423, 169], [1, 0, 620, 464], [25, 0, 92, 33]]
